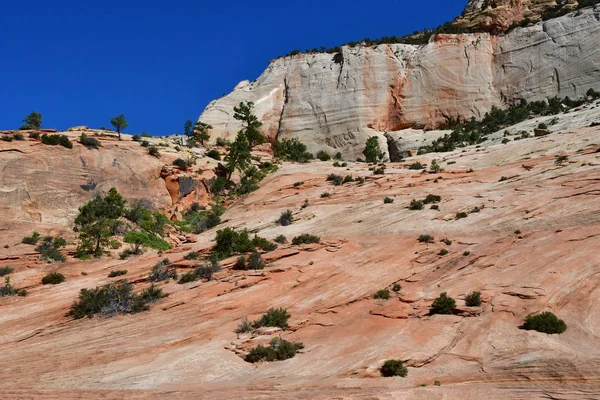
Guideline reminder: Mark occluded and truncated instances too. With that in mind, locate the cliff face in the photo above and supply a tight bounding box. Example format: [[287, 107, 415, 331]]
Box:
[[198, 5, 600, 158]]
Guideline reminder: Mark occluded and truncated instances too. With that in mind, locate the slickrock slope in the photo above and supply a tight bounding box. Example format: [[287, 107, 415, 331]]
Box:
[[199, 4, 600, 159], [1, 123, 599, 399]]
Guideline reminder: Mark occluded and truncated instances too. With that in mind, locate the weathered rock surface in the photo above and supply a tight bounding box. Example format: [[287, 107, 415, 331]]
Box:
[[199, 5, 600, 159], [1, 121, 600, 399]]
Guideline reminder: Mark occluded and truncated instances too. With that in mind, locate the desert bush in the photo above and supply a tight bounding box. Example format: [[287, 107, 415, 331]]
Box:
[[13, 133, 25, 141], [430, 204, 439, 210], [0, 266, 14, 277], [79, 133, 100, 149], [522, 312, 566, 334], [423, 194, 441, 204], [36, 236, 67, 263], [456, 212, 468, 219], [277, 210, 293, 226], [234, 255, 247, 270], [177, 271, 198, 284], [22, 232, 41, 245], [108, 270, 128, 278], [244, 337, 304, 363], [463, 251, 471, 256], [292, 234, 320, 245], [392, 283, 401, 292], [430, 292, 456, 315], [247, 252, 265, 270], [316, 150, 331, 161], [438, 249, 449, 256], [124, 231, 170, 253], [274, 235, 287, 244], [384, 197, 394, 204], [252, 307, 291, 329], [0, 277, 27, 297], [418, 234, 434, 243], [1, 135, 13, 142], [409, 161, 425, 170], [206, 149, 221, 160], [41, 272, 66, 285], [132, 134, 141, 141], [373, 167, 385, 175], [380, 359, 408, 377], [149, 258, 177, 282], [374, 289, 390, 300], [28, 131, 41, 139], [537, 122, 548, 130], [184, 251, 201, 260], [441, 238, 452, 246], [172, 158, 190, 169], [140, 140, 150, 147], [235, 317, 253, 333], [41, 134, 72, 149], [148, 145, 160, 157], [68, 280, 164, 318], [555, 155, 568, 166], [430, 159, 441, 173], [343, 175, 354, 184], [356, 176, 365, 184], [215, 137, 230, 147], [320, 192, 330, 198], [326, 173, 344, 186], [251, 235, 277, 252], [334, 152, 342, 160], [409, 199, 424, 210], [213, 228, 256, 259], [293, 181, 304, 187], [465, 291, 481, 307], [273, 138, 313, 162]]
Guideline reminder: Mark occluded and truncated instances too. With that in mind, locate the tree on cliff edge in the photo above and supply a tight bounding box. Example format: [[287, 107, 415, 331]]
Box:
[[20, 111, 42, 130], [110, 114, 128, 140], [233, 101, 264, 148]]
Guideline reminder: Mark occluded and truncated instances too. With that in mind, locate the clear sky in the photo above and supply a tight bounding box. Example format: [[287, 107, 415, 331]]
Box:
[[1, 0, 467, 135]]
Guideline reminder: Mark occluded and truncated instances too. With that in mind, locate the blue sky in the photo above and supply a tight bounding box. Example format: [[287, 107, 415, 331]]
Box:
[[1, 0, 466, 135]]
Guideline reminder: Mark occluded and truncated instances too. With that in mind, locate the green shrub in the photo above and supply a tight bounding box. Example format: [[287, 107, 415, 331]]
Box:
[[178, 271, 198, 284], [277, 210, 293, 226], [334, 152, 342, 160], [522, 312, 566, 334], [68, 280, 164, 318], [273, 138, 313, 162], [149, 258, 177, 282], [373, 167, 385, 175], [465, 291, 481, 307], [124, 231, 170, 253], [374, 289, 390, 300], [79, 133, 100, 149], [438, 249, 449, 256], [292, 234, 320, 245], [316, 150, 331, 161], [463, 251, 471, 256], [418, 234, 434, 243], [293, 181, 304, 187], [409, 161, 425, 170], [430, 292, 456, 315], [140, 140, 150, 147], [22, 232, 41, 245], [343, 175, 354, 184], [36, 236, 66, 263], [0, 277, 27, 297], [456, 212, 468, 219], [184, 251, 201, 260], [356, 176, 365, 184], [235, 317, 253, 333], [108, 270, 128, 278], [1, 135, 13, 142], [555, 155, 568, 166], [244, 337, 304, 363], [320, 192, 330, 198], [499, 176, 509, 182], [363, 136, 384, 163], [206, 149, 221, 160], [409, 199, 424, 210], [234, 255, 247, 270], [252, 307, 291, 329], [29, 131, 41, 139], [392, 283, 401, 292], [380, 360, 408, 377], [430, 159, 441, 172], [537, 123, 548, 130], [41, 272, 66, 285], [195, 258, 222, 281], [423, 194, 441, 204], [148, 146, 160, 157], [132, 134, 141, 141], [274, 235, 287, 244], [252, 235, 277, 252], [41, 134, 72, 149], [384, 197, 394, 204], [13, 133, 25, 141], [326, 174, 344, 186], [441, 238, 452, 246], [172, 158, 190, 169], [213, 228, 255, 259], [0, 266, 14, 277], [215, 137, 230, 147]]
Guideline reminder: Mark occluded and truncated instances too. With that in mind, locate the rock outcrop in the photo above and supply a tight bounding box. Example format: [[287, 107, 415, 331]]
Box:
[[198, 5, 600, 159]]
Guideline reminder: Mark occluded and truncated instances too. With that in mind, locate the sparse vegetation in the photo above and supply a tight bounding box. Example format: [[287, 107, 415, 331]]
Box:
[[273, 138, 313, 162], [253, 307, 291, 329], [184, 251, 201, 260], [36, 236, 67, 263], [41, 272, 66, 285], [274, 235, 287, 244], [392, 283, 401, 292], [22, 232, 41, 245], [108, 270, 128, 278], [293, 181, 304, 187], [374, 289, 390, 300], [409, 199, 424, 210], [384, 197, 394, 204], [79, 133, 100, 149], [465, 291, 482, 307], [423, 194, 441, 204], [41, 134, 72, 149], [438, 249, 449, 256], [455, 212, 468, 219], [0, 277, 27, 297], [0, 267, 14, 277], [380, 360, 408, 377], [206, 149, 221, 160], [430, 292, 456, 315], [124, 231, 171, 253], [149, 258, 177, 282], [555, 155, 569, 166], [277, 210, 293, 226], [320, 192, 330, 198], [148, 145, 160, 157], [522, 312, 567, 334], [326, 173, 344, 186], [418, 234, 434, 243], [316, 150, 331, 161], [409, 161, 426, 170]]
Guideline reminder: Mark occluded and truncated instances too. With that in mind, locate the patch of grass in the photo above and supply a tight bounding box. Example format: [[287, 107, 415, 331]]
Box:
[[465, 291, 481, 307], [41, 272, 66, 285], [380, 360, 408, 377], [374, 289, 390, 300], [108, 270, 128, 278], [292, 234, 320, 245], [522, 312, 566, 334], [244, 337, 304, 363], [124, 231, 171, 252], [430, 292, 456, 315]]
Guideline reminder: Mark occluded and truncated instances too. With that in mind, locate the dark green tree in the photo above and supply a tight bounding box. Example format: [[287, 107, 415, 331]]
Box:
[[193, 121, 212, 145], [233, 101, 264, 148], [224, 132, 252, 180], [21, 111, 42, 130], [184, 120, 193, 137], [75, 188, 126, 257], [110, 114, 128, 140], [363, 136, 384, 163]]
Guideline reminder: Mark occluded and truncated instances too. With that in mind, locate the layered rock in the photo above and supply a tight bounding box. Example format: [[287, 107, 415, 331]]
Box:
[[198, 5, 600, 159]]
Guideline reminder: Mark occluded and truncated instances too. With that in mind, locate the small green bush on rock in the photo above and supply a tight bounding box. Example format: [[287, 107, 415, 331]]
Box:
[[430, 292, 456, 315], [41, 272, 66, 285], [244, 337, 304, 363], [522, 312, 566, 334], [465, 291, 482, 307], [380, 359, 408, 377]]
